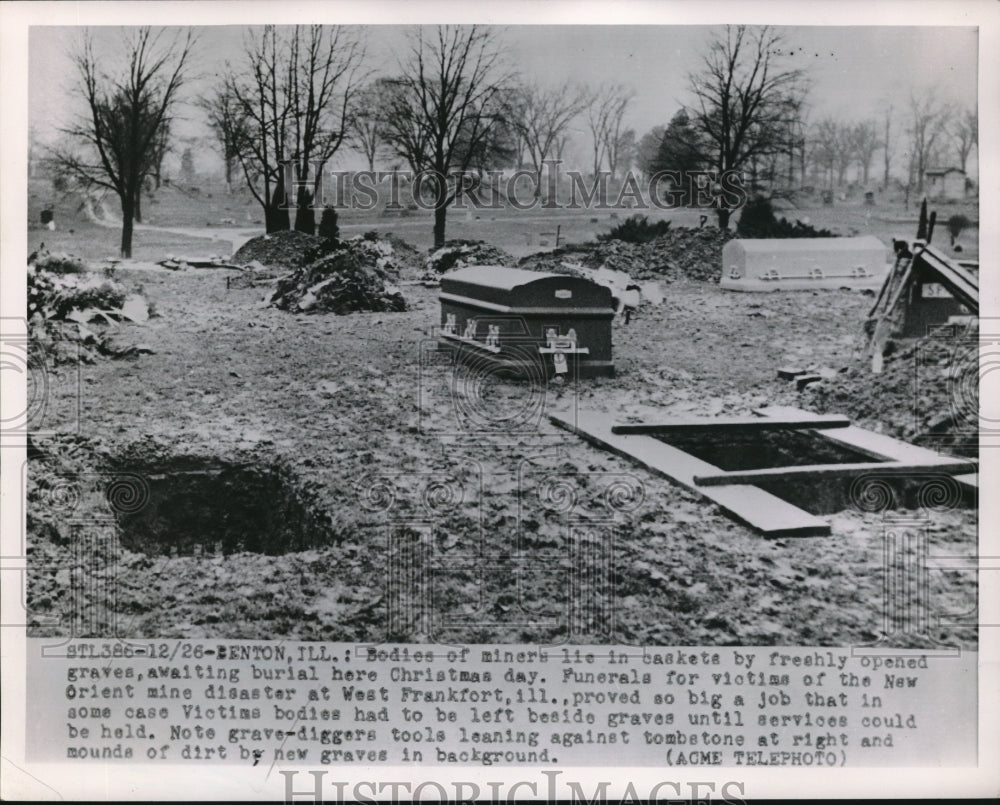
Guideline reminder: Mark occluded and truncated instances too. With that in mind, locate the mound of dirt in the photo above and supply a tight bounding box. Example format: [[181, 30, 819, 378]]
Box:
[[381, 233, 424, 276], [519, 226, 735, 282], [232, 230, 329, 269], [424, 239, 517, 275], [269, 238, 407, 314], [802, 332, 977, 458]]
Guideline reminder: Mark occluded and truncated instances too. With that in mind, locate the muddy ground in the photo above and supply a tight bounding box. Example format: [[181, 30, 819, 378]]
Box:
[[26, 264, 977, 648]]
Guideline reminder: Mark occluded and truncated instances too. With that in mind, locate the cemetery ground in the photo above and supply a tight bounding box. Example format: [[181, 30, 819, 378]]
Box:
[[24, 180, 978, 647]]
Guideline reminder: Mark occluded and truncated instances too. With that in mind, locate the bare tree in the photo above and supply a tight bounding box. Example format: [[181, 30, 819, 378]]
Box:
[[686, 25, 805, 228], [148, 122, 171, 191], [348, 79, 394, 172], [608, 127, 636, 180], [951, 107, 978, 174], [286, 26, 366, 234], [809, 118, 840, 189], [907, 90, 951, 194], [381, 25, 512, 248], [585, 83, 635, 178], [226, 27, 290, 231], [882, 103, 895, 190], [510, 80, 588, 197], [833, 124, 855, 187], [49, 27, 193, 257], [852, 120, 880, 187], [197, 85, 247, 193], [225, 25, 365, 233]]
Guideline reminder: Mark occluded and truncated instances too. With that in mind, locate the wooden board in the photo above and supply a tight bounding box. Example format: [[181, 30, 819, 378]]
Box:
[[753, 406, 971, 464], [917, 245, 979, 312], [549, 410, 831, 537], [694, 459, 977, 487], [611, 414, 850, 435]]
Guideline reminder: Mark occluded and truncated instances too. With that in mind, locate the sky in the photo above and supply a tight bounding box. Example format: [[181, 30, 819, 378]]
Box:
[[27, 24, 978, 174]]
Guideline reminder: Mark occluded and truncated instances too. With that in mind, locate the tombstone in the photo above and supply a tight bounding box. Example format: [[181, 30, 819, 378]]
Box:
[[40, 209, 55, 230], [822, 190, 834, 206], [438, 266, 616, 377], [864, 191, 875, 206]]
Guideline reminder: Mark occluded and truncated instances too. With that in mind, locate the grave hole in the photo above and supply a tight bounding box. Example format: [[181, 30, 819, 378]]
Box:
[[652, 428, 882, 472], [654, 428, 894, 515], [113, 458, 333, 556]]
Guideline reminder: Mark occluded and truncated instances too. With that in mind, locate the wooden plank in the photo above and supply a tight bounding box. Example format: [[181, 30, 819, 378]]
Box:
[[753, 405, 826, 419], [694, 459, 977, 487], [823, 425, 963, 464], [611, 414, 850, 435], [753, 407, 965, 464], [549, 411, 830, 537], [916, 245, 979, 312]]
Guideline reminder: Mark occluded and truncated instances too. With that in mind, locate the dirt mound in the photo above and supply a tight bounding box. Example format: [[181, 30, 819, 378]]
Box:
[[424, 239, 516, 275], [381, 233, 424, 275], [802, 333, 977, 458], [28, 259, 153, 363], [232, 230, 329, 269], [269, 238, 407, 314], [519, 226, 735, 282]]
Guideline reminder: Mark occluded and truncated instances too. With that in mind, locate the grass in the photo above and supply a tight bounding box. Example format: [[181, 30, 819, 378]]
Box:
[[28, 219, 230, 263], [27, 176, 979, 263]]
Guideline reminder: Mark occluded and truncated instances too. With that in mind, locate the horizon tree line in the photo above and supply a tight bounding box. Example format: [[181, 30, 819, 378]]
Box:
[[44, 24, 978, 256]]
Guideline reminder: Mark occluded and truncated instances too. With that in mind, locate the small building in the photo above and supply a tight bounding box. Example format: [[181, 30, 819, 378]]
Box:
[[438, 266, 616, 378], [924, 167, 967, 201]]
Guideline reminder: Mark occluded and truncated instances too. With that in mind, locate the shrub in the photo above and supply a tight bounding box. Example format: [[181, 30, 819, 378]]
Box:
[[318, 208, 340, 244], [33, 253, 88, 274], [736, 197, 834, 238], [597, 214, 672, 244], [946, 214, 972, 245]]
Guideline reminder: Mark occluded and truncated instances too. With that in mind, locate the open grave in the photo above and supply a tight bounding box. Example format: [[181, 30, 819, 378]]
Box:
[[110, 457, 334, 556], [550, 405, 977, 537]]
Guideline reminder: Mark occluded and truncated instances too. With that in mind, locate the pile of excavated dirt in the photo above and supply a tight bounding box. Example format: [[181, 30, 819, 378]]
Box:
[[519, 226, 735, 282], [801, 332, 977, 458], [423, 239, 517, 275], [232, 230, 329, 269], [381, 233, 425, 278], [269, 237, 407, 314], [28, 258, 153, 363]]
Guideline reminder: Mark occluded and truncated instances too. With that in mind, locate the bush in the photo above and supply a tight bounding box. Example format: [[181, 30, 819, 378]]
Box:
[[946, 214, 972, 245], [597, 214, 672, 244], [736, 197, 834, 238], [28, 269, 127, 321], [318, 208, 340, 244], [33, 252, 88, 274]]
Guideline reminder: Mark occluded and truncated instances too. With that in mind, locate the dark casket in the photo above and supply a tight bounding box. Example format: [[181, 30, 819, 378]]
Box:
[[438, 265, 615, 378]]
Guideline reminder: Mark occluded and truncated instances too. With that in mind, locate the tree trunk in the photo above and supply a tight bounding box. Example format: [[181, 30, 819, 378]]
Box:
[[268, 177, 290, 232], [716, 208, 731, 230], [134, 191, 143, 224], [120, 196, 134, 258], [433, 203, 448, 249], [294, 184, 315, 235]]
